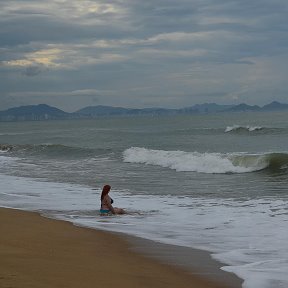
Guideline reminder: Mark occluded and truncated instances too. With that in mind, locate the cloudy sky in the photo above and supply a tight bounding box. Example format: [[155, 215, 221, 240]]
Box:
[[1, 0, 288, 112]]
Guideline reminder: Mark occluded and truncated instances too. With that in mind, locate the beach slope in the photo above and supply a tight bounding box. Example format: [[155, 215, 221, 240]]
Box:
[[0, 208, 233, 288]]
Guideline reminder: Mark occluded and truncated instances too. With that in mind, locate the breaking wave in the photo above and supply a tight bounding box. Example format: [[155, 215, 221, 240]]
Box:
[[225, 125, 263, 133], [0, 143, 111, 159], [123, 147, 288, 174]]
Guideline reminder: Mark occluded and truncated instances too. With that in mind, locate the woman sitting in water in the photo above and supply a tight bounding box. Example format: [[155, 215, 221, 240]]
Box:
[[100, 185, 125, 215]]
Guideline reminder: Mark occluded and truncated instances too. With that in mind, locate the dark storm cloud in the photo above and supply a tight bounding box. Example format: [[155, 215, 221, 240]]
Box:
[[1, 0, 288, 111], [0, 11, 131, 47]]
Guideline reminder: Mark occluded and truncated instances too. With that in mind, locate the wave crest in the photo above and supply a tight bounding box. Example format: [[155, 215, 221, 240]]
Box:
[[0, 144, 13, 152], [225, 125, 263, 133], [123, 147, 288, 174], [0, 143, 109, 159]]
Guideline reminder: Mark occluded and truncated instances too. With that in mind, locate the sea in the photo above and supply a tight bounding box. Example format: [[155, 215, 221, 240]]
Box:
[[1, 111, 288, 288]]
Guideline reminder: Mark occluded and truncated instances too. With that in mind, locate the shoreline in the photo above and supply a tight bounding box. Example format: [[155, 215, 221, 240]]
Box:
[[0, 207, 242, 288], [124, 234, 243, 287]]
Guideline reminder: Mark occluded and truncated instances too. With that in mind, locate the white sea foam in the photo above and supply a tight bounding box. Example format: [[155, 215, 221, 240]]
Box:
[[225, 125, 263, 133], [1, 171, 288, 288], [123, 147, 268, 174], [0, 154, 17, 163]]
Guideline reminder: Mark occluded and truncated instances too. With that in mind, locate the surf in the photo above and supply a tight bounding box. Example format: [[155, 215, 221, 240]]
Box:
[[0, 143, 111, 159], [123, 147, 288, 174], [225, 125, 264, 133]]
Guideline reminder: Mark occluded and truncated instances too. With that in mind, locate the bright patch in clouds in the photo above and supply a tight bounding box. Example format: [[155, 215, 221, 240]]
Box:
[[3, 49, 63, 68]]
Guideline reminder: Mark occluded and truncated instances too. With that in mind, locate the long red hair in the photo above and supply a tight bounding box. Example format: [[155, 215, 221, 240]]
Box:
[[101, 185, 111, 200]]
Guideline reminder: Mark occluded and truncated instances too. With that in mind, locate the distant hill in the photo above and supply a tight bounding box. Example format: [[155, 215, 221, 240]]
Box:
[[180, 103, 234, 113], [73, 101, 288, 116], [0, 101, 288, 122], [76, 105, 131, 116], [262, 101, 288, 111], [227, 103, 261, 112], [0, 104, 70, 121], [76, 105, 179, 117]]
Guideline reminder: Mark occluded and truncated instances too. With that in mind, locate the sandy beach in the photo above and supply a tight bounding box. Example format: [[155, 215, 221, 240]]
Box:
[[0, 207, 242, 288]]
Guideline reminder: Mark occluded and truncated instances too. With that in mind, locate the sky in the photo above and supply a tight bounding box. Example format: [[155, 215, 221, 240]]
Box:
[[1, 0, 288, 112]]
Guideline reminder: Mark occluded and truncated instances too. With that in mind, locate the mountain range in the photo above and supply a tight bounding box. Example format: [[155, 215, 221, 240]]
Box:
[[0, 101, 288, 122]]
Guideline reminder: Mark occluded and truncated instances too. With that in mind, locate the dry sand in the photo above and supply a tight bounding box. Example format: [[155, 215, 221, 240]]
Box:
[[0, 207, 239, 288]]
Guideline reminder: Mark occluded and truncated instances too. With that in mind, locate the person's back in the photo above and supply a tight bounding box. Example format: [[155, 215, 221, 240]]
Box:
[[99, 184, 125, 215], [100, 195, 113, 213]]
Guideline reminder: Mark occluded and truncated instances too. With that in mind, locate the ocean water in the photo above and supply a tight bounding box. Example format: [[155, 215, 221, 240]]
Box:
[[0, 111, 288, 288]]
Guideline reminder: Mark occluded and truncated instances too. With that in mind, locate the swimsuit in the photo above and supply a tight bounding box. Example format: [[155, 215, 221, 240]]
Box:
[[100, 209, 111, 214]]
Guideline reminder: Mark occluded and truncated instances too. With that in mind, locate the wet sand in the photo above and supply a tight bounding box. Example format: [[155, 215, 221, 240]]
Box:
[[0, 207, 241, 288], [127, 236, 243, 287]]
